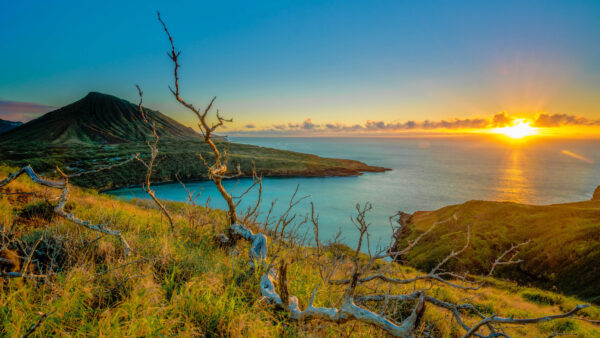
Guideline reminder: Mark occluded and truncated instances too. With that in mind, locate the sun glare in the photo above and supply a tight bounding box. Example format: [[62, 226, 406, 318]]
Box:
[[492, 119, 538, 139]]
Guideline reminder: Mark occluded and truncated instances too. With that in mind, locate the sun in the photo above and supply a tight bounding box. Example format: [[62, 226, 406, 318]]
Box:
[[491, 119, 538, 139]]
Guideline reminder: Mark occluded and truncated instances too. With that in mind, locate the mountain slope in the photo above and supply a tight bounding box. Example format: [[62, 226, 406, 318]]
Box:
[[0, 92, 199, 144], [392, 195, 600, 303], [0, 118, 22, 134], [0, 92, 388, 189]]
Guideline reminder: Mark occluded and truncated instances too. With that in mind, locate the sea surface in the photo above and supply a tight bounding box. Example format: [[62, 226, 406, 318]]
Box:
[[108, 136, 600, 247]]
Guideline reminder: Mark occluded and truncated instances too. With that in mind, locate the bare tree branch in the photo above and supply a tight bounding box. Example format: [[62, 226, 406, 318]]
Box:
[[158, 11, 238, 225], [134, 85, 175, 231]]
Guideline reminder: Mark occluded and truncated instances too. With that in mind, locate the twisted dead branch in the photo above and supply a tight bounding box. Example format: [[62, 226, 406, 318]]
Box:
[[134, 85, 175, 231], [158, 11, 239, 225], [0, 165, 131, 256], [230, 222, 426, 337], [229, 206, 588, 337]]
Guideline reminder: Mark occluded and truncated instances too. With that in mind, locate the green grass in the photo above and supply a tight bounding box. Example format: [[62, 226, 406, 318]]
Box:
[[393, 199, 600, 304], [1, 166, 598, 337]]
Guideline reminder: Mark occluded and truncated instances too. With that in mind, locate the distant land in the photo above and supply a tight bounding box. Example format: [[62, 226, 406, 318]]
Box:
[[392, 191, 600, 304], [0, 92, 388, 189], [0, 118, 23, 134]]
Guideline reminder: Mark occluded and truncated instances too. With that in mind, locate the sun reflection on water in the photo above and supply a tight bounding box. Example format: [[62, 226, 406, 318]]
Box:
[[493, 149, 534, 203]]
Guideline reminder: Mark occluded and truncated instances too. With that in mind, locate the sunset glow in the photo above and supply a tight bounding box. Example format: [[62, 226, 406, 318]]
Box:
[[490, 119, 538, 139]]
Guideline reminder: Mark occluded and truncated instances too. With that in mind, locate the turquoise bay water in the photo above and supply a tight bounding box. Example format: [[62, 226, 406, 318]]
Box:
[[108, 136, 600, 247]]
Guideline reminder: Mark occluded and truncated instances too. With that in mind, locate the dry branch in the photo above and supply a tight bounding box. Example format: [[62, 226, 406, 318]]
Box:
[[134, 85, 175, 231], [229, 214, 588, 337], [158, 11, 238, 225], [0, 165, 131, 256]]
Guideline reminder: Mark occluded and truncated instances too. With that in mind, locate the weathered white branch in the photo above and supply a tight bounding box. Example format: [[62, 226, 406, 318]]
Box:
[[231, 222, 426, 337], [230, 223, 267, 262], [0, 165, 65, 189], [463, 304, 590, 338], [1, 166, 131, 256], [330, 271, 480, 290], [55, 185, 131, 256]]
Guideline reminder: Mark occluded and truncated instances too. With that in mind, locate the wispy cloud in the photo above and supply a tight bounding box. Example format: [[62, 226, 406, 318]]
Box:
[[0, 100, 55, 122]]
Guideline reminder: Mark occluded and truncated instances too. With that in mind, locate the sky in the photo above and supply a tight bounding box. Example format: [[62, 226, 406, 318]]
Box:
[[1, 0, 600, 136]]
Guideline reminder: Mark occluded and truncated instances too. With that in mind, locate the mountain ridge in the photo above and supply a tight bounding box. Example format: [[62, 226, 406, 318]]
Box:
[[0, 118, 23, 134], [0, 92, 200, 145]]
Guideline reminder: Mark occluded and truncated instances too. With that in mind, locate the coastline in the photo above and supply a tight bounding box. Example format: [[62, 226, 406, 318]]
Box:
[[101, 163, 391, 193]]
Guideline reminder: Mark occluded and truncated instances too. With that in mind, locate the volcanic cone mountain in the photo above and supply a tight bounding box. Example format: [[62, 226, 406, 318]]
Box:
[[0, 92, 200, 144]]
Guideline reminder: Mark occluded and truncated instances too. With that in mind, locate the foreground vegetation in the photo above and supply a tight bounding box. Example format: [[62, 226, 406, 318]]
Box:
[[1, 166, 598, 337], [393, 197, 600, 304]]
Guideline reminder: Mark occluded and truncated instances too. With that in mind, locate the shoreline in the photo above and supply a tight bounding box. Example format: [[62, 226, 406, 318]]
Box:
[[101, 165, 391, 193]]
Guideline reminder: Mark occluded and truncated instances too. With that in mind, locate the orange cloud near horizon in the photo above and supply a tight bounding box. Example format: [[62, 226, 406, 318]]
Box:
[[228, 112, 600, 137]]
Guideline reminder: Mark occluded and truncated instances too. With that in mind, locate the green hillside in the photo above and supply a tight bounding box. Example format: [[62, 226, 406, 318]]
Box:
[[392, 196, 600, 303], [0, 93, 387, 189]]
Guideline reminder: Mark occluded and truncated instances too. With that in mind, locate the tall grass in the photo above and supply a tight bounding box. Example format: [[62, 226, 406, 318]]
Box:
[[0, 165, 598, 336]]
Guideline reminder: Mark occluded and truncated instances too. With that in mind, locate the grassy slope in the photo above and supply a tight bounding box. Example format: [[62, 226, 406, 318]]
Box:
[[393, 199, 600, 304], [0, 166, 599, 337], [0, 139, 386, 190]]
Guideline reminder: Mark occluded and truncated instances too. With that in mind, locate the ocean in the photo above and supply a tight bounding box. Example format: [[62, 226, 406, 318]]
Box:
[[107, 136, 600, 247]]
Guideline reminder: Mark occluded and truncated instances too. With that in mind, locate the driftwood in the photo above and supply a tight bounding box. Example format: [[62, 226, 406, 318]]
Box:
[[0, 165, 131, 256]]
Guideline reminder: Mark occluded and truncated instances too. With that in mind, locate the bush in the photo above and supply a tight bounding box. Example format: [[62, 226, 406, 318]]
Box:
[[522, 291, 563, 306], [17, 201, 55, 222]]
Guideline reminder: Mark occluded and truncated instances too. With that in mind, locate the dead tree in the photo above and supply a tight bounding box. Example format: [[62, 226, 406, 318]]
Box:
[[134, 85, 175, 230], [0, 165, 132, 256], [230, 204, 589, 337], [158, 12, 241, 226]]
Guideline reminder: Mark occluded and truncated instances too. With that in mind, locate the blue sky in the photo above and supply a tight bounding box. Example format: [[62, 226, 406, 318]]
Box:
[[1, 1, 599, 134]]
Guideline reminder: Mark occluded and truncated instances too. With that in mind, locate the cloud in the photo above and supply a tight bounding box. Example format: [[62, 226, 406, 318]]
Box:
[[491, 112, 515, 127], [302, 118, 317, 129], [532, 113, 600, 127], [229, 112, 600, 136], [288, 118, 318, 130], [244, 124, 256, 129], [0, 100, 55, 122], [365, 118, 488, 130]]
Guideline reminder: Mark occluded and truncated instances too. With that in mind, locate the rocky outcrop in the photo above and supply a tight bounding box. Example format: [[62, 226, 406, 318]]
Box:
[[593, 186, 600, 201]]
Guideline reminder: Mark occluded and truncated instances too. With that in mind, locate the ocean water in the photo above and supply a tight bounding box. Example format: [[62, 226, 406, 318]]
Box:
[[108, 136, 600, 247]]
